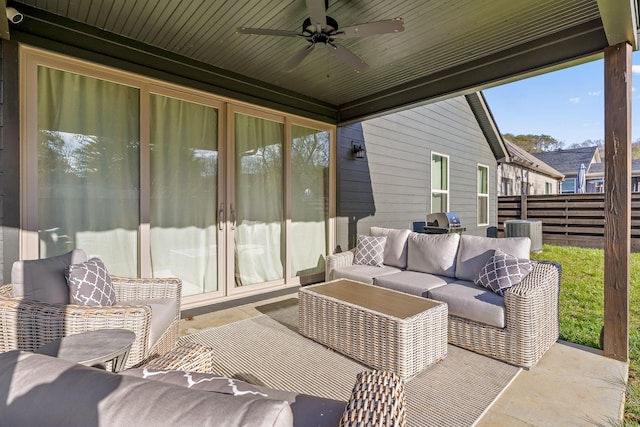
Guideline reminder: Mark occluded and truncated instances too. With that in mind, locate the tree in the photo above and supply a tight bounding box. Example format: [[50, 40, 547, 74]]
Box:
[[503, 133, 563, 153]]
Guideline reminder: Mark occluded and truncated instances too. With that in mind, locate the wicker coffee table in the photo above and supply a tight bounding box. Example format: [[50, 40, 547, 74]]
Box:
[[299, 279, 448, 380]]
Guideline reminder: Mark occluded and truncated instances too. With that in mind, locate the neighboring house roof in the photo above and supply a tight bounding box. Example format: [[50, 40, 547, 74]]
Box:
[[501, 139, 564, 179], [532, 146, 600, 177], [465, 92, 509, 162], [588, 159, 640, 176]]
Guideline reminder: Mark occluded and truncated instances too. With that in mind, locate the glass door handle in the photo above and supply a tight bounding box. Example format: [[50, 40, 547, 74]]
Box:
[[230, 204, 237, 230], [218, 204, 225, 231]]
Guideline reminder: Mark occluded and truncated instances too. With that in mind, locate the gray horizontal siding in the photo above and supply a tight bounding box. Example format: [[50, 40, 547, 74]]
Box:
[[336, 96, 498, 250]]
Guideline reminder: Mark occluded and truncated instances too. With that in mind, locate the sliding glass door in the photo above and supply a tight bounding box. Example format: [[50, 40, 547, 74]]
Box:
[[232, 111, 284, 288], [23, 47, 334, 307], [291, 125, 330, 279], [149, 92, 222, 296], [36, 66, 140, 276]]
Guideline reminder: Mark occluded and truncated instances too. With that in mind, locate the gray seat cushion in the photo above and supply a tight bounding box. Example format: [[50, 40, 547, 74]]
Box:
[[370, 227, 411, 268], [123, 368, 346, 427], [428, 281, 505, 328], [11, 249, 88, 304], [455, 235, 531, 282], [0, 350, 293, 427], [121, 298, 177, 348], [374, 271, 454, 297], [332, 264, 402, 284], [406, 232, 460, 276]]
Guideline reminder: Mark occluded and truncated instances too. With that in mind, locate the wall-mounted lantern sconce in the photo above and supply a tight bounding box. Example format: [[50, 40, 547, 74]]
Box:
[[352, 142, 365, 159]]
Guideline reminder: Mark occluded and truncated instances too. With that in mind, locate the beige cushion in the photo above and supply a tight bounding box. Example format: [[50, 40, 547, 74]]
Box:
[[370, 227, 411, 268], [455, 235, 531, 282], [406, 232, 460, 276]]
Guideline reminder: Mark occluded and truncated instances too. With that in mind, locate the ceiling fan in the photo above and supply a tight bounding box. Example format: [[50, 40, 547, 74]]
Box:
[[236, 0, 404, 73]]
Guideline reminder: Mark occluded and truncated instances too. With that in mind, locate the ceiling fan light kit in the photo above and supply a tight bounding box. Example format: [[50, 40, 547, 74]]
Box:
[[236, 0, 404, 73]]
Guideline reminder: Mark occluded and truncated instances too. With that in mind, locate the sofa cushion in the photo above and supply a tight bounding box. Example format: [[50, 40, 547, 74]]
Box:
[[407, 232, 460, 276], [65, 257, 116, 306], [475, 248, 534, 296], [353, 235, 387, 267], [374, 271, 454, 297], [120, 298, 177, 348], [0, 350, 294, 427], [428, 281, 505, 328], [455, 235, 531, 282], [123, 368, 346, 427], [332, 265, 402, 285], [11, 249, 88, 304], [370, 227, 411, 268]]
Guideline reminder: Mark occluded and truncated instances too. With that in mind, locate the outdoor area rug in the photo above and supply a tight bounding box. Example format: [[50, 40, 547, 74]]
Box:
[[178, 299, 521, 427]]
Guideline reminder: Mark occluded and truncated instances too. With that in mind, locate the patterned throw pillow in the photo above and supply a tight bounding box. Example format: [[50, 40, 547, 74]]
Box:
[[474, 248, 534, 296], [65, 258, 116, 306], [353, 235, 387, 267]]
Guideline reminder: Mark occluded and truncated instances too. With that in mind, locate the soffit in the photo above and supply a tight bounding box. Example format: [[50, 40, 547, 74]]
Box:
[[8, 0, 632, 123]]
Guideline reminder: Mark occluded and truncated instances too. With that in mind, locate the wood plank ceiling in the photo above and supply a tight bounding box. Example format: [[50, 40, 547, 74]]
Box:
[[8, 0, 636, 123]]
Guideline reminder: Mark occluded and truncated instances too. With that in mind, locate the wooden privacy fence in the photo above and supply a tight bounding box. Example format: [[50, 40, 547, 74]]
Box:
[[498, 194, 640, 251]]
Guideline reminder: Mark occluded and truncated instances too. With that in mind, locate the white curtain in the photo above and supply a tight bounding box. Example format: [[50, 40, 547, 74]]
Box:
[[37, 67, 139, 275], [291, 126, 329, 277], [234, 114, 284, 286], [149, 94, 218, 296]]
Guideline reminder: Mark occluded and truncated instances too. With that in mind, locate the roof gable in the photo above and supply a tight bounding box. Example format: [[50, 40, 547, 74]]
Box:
[[532, 146, 600, 176]]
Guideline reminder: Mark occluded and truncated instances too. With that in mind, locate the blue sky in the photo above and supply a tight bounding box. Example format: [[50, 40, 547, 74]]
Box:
[[483, 52, 640, 148]]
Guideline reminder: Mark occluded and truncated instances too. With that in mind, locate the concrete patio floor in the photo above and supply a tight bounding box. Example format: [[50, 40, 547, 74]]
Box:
[[180, 293, 629, 427]]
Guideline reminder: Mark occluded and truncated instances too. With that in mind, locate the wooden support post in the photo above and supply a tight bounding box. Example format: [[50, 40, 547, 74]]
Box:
[[520, 195, 527, 219], [603, 42, 631, 362]]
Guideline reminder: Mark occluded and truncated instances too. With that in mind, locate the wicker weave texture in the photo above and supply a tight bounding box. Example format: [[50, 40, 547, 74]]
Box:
[[325, 250, 355, 281], [141, 342, 214, 373], [340, 370, 406, 427], [299, 286, 448, 380], [0, 277, 182, 369], [447, 261, 560, 368]]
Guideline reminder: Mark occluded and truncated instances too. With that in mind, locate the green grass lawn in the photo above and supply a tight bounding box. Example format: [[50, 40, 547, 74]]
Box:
[[531, 245, 640, 425]]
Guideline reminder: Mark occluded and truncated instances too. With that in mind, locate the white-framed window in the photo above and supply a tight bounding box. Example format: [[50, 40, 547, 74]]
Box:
[[477, 164, 489, 226], [501, 177, 513, 196], [431, 152, 449, 213], [545, 182, 553, 194], [560, 178, 576, 194]]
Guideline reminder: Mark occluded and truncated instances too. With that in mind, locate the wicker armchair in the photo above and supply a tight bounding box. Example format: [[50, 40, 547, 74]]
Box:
[[0, 276, 181, 369]]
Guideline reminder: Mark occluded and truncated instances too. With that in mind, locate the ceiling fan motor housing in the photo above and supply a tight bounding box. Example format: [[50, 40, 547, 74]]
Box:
[[302, 15, 339, 35]]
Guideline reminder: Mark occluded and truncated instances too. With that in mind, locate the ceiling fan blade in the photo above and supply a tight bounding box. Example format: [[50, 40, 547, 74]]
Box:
[[236, 27, 300, 37], [334, 18, 405, 38], [328, 44, 369, 73], [305, 0, 327, 29], [283, 46, 315, 72]]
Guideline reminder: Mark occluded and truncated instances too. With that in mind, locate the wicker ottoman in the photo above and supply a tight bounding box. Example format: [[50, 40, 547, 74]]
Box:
[[299, 279, 447, 380]]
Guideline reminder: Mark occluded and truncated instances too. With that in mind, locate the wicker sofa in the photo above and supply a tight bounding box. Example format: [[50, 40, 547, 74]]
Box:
[[326, 228, 561, 368], [0, 250, 181, 369], [0, 343, 407, 427]]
